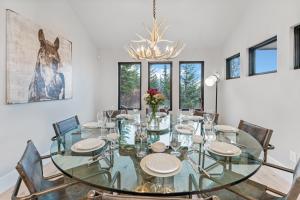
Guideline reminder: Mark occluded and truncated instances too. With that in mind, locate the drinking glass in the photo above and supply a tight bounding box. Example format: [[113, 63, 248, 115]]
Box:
[[189, 108, 195, 116], [97, 111, 106, 127], [177, 109, 183, 124], [107, 110, 114, 122], [107, 127, 120, 150], [170, 132, 181, 157], [136, 123, 147, 157]]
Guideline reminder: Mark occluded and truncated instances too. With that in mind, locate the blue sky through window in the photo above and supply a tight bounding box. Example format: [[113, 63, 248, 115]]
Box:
[[255, 49, 277, 73]]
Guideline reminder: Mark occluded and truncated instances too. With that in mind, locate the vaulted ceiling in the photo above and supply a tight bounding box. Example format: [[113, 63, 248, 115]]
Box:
[[67, 0, 251, 50]]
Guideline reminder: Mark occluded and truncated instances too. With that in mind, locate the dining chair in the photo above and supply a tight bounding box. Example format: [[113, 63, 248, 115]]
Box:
[[193, 110, 219, 124], [12, 140, 94, 200], [238, 120, 274, 162], [86, 190, 220, 200], [52, 115, 80, 140], [211, 159, 300, 200]]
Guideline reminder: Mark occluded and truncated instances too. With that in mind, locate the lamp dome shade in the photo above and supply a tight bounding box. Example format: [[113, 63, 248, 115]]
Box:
[[205, 75, 218, 86]]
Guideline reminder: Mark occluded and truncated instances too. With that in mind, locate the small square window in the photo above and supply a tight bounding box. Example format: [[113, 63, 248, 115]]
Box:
[[295, 25, 300, 69], [226, 54, 240, 79], [249, 36, 277, 76]]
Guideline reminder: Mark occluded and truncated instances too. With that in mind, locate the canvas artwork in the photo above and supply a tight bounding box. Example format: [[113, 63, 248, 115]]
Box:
[[6, 10, 72, 104]]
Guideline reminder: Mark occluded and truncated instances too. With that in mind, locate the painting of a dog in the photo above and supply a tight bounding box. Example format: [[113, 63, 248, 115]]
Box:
[[6, 10, 72, 104]]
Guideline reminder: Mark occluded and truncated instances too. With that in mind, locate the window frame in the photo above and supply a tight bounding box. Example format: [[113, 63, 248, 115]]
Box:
[[226, 53, 240, 80], [295, 25, 300, 69], [148, 61, 173, 110], [179, 61, 204, 111], [118, 62, 142, 110], [249, 36, 278, 76]]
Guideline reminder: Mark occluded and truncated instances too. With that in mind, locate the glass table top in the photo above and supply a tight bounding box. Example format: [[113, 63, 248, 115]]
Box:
[[50, 115, 263, 196]]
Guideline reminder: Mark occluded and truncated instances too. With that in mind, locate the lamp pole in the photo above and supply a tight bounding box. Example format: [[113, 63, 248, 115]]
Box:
[[215, 81, 218, 113]]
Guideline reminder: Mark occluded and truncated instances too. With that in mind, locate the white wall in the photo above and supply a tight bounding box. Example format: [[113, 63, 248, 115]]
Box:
[[96, 47, 222, 115], [218, 0, 300, 167], [0, 0, 99, 191]]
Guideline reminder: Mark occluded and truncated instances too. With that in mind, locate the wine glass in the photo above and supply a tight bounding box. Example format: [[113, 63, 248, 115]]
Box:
[[190, 134, 203, 154], [189, 108, 195, 116], [177, 109, 183, 124], [97, 111, 106, 127], [107, 127, 120, 150], [107, 106, 115, 122], [135, 122, 147, 157], [170, 132, 181, 157]]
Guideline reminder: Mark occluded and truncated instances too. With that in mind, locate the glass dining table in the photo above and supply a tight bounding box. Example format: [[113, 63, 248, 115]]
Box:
[[50, 114, 263, 197]]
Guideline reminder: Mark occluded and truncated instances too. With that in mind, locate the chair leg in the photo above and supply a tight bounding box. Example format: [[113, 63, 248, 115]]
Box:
[[264, 150, 267, 163]]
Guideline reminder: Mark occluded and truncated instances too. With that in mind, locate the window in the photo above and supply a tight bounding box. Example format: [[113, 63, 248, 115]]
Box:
[[295, 25, 300, 69], [249, 36, 277, 76], [226, 54, 240, 79], [179, 61, 204, 110], [148, 62, 172, 110], [118, 62, 141, 110]]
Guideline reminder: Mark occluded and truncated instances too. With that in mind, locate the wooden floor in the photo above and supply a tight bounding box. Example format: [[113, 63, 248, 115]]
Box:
[[0, 162, 298, 200]]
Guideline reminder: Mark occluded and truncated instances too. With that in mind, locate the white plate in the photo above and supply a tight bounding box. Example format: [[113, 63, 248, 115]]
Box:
[[214, 125, 239, 133], [140, 154, 182, 177], [150, 142, 167, 153], [175, 124, 195, 135], [82, 122, 99, 129], [145, 153, 180, 173], [116, 114, 134, 120], [71, 138, 106, 153], [208, 141, 241, 157], [182, 115, 204, 121]]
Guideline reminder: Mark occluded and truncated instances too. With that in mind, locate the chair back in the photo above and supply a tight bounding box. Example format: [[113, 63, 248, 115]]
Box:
[[53, 115, 80, 138], [15, 140, 43, 194], [286, 159, 300, 200], [238, 120, 272, 150], [194, 110, 219, 124]]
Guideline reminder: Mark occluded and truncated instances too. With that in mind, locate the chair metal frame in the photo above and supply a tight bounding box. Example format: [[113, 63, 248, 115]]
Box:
[[238, 120, 274, 163], [225, 163, 295, 200], [12, 153, 79, 200]]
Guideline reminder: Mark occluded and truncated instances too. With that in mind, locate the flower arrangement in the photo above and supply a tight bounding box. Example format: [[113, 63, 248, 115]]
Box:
[[144, 88, 165, 125], [144, 88, 165, 107]]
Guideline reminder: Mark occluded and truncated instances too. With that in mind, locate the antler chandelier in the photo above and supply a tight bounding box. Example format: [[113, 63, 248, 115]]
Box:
[[127, 0, 185, 61]]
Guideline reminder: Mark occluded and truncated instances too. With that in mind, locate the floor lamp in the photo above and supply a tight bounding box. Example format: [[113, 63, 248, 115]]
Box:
[[205, 73, 221, 113]]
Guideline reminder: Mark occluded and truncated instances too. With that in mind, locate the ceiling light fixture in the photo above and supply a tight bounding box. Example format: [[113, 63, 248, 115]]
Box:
[[126, 0, 185, 61]]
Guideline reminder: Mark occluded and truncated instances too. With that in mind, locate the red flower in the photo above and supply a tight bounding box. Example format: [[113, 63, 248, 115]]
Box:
[[147, 88, 159, 96]]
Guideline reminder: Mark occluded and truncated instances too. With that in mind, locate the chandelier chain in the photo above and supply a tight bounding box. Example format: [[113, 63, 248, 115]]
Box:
[[153, 0, 156, 19]]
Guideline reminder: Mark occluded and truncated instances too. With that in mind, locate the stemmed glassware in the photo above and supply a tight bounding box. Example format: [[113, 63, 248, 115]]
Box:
[[136, 122, 147, 157], [177, 109, 183, 124], [170, 131, 181, 157], [189, 108, 195, 116], [107, 110, 114, 122], [107, 127, 120, 150], [97, 111, 106, 127]]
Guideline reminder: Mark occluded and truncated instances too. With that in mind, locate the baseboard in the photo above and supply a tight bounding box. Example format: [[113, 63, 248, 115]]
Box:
[[0, 151, 51, 194]]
